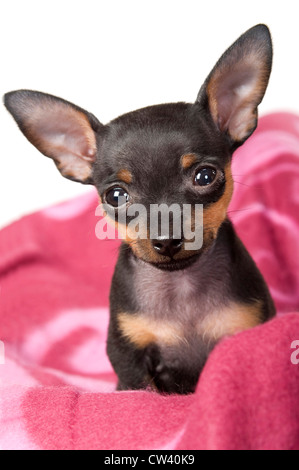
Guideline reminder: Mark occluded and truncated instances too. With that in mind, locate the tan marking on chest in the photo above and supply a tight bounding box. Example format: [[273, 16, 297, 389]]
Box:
[[118, 301, 262, 349], [118, 313, 185, 348], [198, 300, 263, 341]]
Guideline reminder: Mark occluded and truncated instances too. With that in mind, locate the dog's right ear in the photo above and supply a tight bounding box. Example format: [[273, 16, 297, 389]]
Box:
[[4, 90, 104, 184], [196, 24, 272, 148]]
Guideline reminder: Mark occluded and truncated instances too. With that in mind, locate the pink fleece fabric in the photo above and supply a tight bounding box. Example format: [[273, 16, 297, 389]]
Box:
[[0, 113, 299, 450]]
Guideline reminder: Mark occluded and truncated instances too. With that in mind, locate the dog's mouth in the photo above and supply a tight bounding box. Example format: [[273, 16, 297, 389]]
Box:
[[148, 252, 201, 271], [128, 238, 212, 271], [127, 235, 215, 271]]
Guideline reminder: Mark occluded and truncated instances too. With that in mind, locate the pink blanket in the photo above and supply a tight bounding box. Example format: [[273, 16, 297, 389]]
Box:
[[1, 112, 299, 450]]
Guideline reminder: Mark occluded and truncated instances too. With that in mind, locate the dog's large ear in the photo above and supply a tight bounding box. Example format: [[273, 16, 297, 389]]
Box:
[[4, 90, 103, 184], [197, 24, 272, 146]]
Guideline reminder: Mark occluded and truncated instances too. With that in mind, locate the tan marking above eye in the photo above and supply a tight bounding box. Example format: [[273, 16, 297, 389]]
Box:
[[118, 313, 185, 348], [181, 153, 198, 170], [198, 300, 263, 341], [116, 168, 133, 184]]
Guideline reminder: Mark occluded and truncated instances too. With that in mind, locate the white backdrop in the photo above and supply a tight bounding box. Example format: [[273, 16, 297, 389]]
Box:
[[1, 0, 298, 228]]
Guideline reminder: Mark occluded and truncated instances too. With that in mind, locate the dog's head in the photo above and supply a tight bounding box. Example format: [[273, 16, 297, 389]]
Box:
[[4, 24, 272, 271]]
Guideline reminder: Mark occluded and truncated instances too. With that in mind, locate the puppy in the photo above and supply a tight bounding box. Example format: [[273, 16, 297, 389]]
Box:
[[4, 24, 275, 394]]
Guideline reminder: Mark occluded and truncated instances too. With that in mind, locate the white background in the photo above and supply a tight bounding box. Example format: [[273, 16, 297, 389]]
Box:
[[1, 0, 298, 229]]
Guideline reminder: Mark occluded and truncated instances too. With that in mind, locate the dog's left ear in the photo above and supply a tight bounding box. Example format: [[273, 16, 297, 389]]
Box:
[[197, 24, 272, 146], [4, 90, 103, 184]]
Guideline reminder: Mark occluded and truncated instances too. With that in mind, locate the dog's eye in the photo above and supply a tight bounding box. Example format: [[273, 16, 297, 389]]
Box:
[[194, 168, 216, 186], [105, 187, 129, 207]]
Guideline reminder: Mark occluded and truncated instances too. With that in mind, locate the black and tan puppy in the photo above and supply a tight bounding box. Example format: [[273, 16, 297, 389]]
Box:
[[4, 24, 275, 394]]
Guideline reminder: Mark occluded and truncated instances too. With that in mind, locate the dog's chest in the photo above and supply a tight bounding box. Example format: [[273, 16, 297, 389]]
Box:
[[135, 265, 205, 323], [117, 256, 262, 366]]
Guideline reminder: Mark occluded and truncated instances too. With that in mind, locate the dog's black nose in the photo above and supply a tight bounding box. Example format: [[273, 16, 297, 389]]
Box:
[[152, 237, 183, 258]]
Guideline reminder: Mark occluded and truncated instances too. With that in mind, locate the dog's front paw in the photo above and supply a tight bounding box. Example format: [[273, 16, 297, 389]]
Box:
[[144, 344, 197, 394]]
